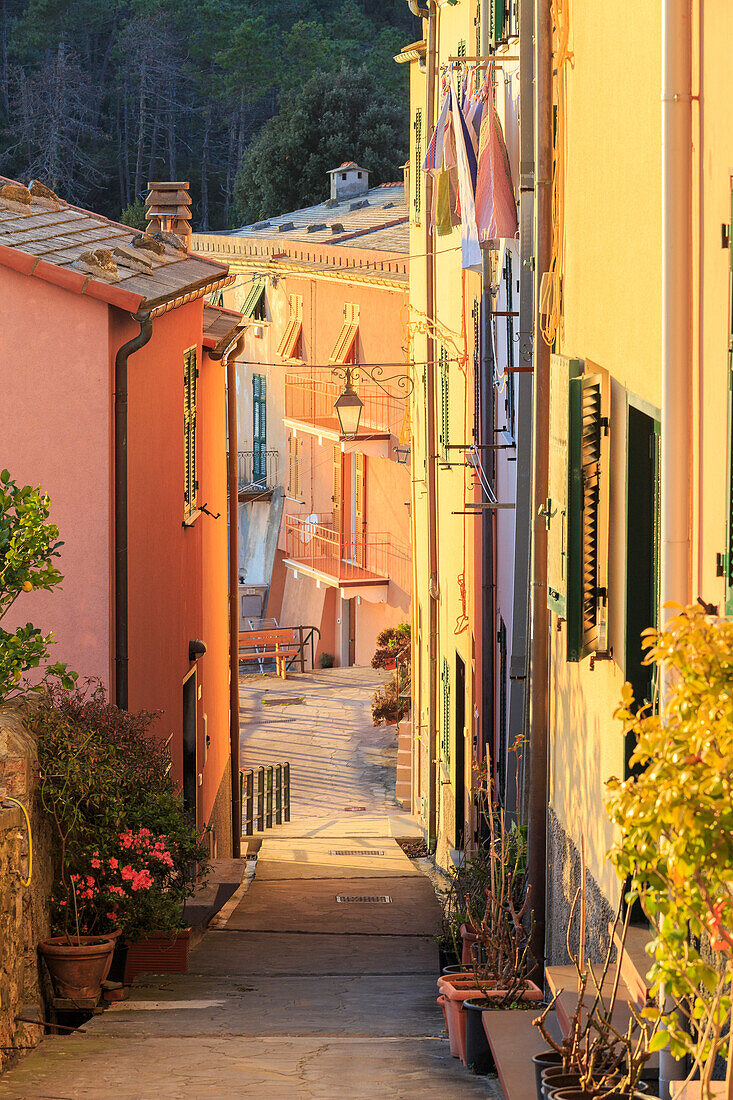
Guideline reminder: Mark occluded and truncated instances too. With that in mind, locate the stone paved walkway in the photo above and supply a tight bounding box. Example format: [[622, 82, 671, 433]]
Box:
[[0, 669, 502, 1099]]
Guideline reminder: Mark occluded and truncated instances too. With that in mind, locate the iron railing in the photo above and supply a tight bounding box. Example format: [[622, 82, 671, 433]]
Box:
[[237, 449, 279, 491], [284, 371, 405, 436], [284, 513, 405, 584], [241, 763, 291, 835]]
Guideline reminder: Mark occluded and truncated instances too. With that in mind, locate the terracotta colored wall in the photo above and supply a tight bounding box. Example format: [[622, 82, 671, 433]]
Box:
[[0, 265, 112, 686], [123, 303, 230, 848]]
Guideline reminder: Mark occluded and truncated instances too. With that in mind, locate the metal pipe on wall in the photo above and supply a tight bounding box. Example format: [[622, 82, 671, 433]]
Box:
[[225, 337, 245, 860], [527, 0, 552, 977], [114, 311, 153, 710], [659, 1, 692, 1092]]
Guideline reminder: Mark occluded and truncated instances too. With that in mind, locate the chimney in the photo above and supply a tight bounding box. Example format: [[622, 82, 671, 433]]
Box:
[[145, 181, 192, 248], [327, 162, 369, 204]]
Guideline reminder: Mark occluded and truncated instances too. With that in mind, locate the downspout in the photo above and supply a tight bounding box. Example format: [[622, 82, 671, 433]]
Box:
[[210, 332, 246, 861], [527, 0, 552, 977], [659, 2, 692, 1094], [424, 0, 440, 847], [480, 0, 496, 810], [114, 311, 153, 710]]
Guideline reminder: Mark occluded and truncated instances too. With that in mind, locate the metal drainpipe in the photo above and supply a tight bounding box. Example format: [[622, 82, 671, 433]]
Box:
[[527, 0, 552, 979], [114, 311, 153, 710], [480, 1, 497, 818], [424, 0, 440, 848], [659, 1, 692, 1093], [210, 332, 246, 860]]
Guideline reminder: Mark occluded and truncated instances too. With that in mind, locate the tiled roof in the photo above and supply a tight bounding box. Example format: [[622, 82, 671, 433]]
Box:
[[202, 303, 245, 354], [229, 184, 408, 255], [0, 178, 231, 315]]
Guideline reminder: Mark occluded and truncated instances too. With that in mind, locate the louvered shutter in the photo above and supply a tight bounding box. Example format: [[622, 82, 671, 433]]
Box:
[[252, 374, 267, 483], [332, 446, 342, 552], [441, 658, 451, 768], [725, 184, 733, 614], [414, 108, 422, 220], [568, 373, 603, 661], [183, 348, 198, 516], [504, 254, 515, 434], [547, 355, 581, 618], [439, 348, 450, 460], [491, 0, 506, 44], [472, 298, 481, 441], [355, 454, 366, 567]]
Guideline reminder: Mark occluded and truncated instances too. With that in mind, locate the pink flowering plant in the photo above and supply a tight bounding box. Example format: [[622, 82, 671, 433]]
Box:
[[35, 682, 209, 942]]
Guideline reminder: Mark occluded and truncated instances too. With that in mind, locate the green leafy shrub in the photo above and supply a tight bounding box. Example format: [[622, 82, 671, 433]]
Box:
[[606, 603, 733, 1093], [371, 623, 410, 670], [371, 672, 408, 725], [0, 469, 76, 702], [33, 681, 209, 942]]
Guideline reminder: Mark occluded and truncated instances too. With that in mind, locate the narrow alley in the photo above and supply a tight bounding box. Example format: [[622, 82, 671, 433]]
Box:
[[0, 670, 499, 1099]]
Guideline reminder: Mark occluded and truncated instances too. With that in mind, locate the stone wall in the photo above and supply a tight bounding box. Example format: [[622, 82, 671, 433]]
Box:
[[0, 705, 53, 1073], [546, 805, 616, 967]]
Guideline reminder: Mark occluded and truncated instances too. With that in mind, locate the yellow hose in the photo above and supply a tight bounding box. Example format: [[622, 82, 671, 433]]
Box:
[[4, 796, 32, 887]]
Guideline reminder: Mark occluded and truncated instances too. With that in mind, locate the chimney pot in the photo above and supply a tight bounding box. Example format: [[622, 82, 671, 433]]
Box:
[[327, 162, 369, 203], [146, 181, 192, 249]]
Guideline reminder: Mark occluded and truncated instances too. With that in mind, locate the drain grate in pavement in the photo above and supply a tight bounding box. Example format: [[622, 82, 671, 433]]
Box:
[[336, 895, 392, 904], [262, 697, 305, 706], [342, 806, 367, 812], [329, 850, 385, 857]]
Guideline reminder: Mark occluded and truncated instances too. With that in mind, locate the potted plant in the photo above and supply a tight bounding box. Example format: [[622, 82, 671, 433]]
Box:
[[33, 682, 209, 993], [607, 602, 733, 1099]]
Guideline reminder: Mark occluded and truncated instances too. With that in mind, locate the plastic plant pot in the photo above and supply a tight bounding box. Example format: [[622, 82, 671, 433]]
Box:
[[462, 999, 496, 1075], [438, 974, 543, 1065], [541, 1070, 583, 1100], [532, 1050, 565, 1100]]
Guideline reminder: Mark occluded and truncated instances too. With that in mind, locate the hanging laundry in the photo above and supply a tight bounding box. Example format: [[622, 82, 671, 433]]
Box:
[[435, 171, 453, 235], [475, 70, 518, 244], [423, 90, 450, 175], [449, 77, 482, 271]]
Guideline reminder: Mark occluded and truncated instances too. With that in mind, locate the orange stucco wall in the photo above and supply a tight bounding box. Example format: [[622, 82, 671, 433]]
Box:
[[0, 265, 113, 685], [122, 303, 230, 840]]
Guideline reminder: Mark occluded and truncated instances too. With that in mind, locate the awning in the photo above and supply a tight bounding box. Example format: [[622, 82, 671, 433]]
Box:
[[277, 317, 302, 360], [240, 278, 266, 318]]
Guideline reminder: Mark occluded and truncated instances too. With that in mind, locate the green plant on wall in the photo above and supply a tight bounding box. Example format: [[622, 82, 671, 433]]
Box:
[[606, 603, 733, 1096], [0, 469, 76, 702]]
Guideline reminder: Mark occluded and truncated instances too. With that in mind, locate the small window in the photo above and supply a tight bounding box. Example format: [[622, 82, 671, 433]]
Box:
[[342, 173, 347, 181], [357, 172, 362, 179]]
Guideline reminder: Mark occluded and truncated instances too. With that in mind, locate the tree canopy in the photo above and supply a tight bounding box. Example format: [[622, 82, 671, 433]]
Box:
[[0, 0, 417, 228], [232, 67, 408, 225]]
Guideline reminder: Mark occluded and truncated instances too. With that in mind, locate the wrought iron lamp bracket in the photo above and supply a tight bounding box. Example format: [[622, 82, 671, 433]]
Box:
[[331, 363, 415, 399]]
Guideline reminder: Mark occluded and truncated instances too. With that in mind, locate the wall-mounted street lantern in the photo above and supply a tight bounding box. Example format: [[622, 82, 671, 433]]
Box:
[[394, 445, 411, 465], [331, 363, 415, 440], [333, 367, 363, 438]]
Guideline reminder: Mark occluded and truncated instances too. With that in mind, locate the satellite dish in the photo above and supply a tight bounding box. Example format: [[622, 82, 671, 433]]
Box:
[[301, 513, 319, 544]]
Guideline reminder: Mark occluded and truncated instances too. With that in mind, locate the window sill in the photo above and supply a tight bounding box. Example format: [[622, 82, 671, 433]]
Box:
[[183, 509, 201, 528]]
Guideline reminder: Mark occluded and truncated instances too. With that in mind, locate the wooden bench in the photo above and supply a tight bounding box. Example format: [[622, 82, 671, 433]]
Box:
[[482, 1007, 562, 1100], [238, 629, 299, 679]]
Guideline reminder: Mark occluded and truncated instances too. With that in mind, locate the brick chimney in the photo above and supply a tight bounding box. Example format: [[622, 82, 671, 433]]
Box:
[[145, 181, 192, 248], [328, 162, 369, 203]]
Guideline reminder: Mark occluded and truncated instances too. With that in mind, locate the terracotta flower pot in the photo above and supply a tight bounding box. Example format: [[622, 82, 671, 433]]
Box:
[[124, 928, 191, 982], [438, 974, 542, 1065], [38, 936, 115, 1000], [460, 923, 480, 965]]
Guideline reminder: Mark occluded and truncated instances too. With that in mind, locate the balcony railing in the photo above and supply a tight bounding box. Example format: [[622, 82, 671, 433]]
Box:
[[284, 371, 405, 437], [237, 449, 279, 493], [284, 513, 395, 584]]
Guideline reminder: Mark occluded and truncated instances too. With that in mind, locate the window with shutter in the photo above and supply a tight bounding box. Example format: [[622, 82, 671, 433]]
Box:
[[183, 347, 198, 518], [252, 374, 267, 483], [725, 181, 733, 614], [504, 254, 515, 436], [457, 39, 466, 58], [422, 365, 428, 474], [472, 298, 481, 441], [547, 355, 609, 662], [441, 657, 451, 768], [439, 347, 450, 461], [491, 0, 506, 45], [332, 445, 343, 549], [474, 0, 481, 57], [414, 108, 422, 221]]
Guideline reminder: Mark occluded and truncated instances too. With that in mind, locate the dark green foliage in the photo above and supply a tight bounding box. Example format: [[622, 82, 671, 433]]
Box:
[[0, 0, 417, 228], [119, 201, 147, 230], [233, 67, 407, 225], [371, 622, 410, 670]]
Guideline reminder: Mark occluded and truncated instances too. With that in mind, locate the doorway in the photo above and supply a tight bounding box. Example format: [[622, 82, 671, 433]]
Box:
[[182, 671, 198, 824], [454, 654, 466, 849], [339, 597, 355, 667], [624, 405, 660, 774]]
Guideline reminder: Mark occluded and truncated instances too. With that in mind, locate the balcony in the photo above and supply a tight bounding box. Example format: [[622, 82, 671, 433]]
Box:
[[237, 450, 279, 500], [284, 513, 405, 601], [283, 371, 406, 456]]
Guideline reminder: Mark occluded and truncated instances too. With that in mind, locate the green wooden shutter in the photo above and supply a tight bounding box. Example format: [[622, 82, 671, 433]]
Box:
[[474, 0, 481, 57], [725, 183, 733, 614], [184, 348, 198, 516], [504, 254, 515, 435], [457, 39, 467, 58], [441, 657, 451, 768], [253, 374, 267, 483], [439, 348, 450, 461], [414, 108, 422, 220], [547, 354, 582, 618], [422, 365, 428, 475], [567, 372, 603, 661], [491, 0, 506, 45]]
